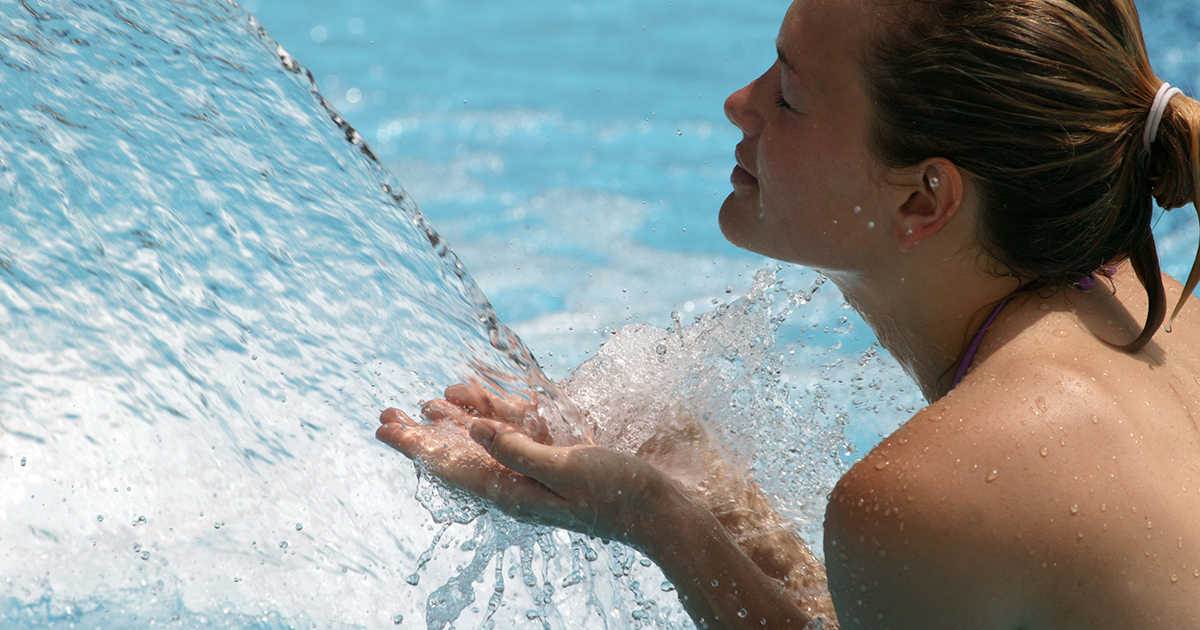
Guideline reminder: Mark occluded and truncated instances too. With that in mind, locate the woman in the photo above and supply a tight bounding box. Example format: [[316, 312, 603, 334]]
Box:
[[377, 0, 1200, 626]]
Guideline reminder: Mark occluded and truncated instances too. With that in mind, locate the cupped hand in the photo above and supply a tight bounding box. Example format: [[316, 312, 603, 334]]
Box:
[[377, 385, 677, 547]]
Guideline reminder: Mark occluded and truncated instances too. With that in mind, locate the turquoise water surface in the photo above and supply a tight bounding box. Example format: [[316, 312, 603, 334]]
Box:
[[2, 0, 1199, 628]]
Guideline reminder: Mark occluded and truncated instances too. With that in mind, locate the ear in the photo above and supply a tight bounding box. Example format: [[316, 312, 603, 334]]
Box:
[[893, 159, 964, 253]]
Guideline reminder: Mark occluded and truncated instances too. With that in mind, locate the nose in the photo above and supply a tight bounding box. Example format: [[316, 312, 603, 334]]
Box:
[[724, 77, 764, 137]]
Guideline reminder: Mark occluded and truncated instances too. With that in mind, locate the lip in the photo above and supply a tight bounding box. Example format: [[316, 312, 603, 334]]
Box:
[[732, 146, 758, 186], [731, 164, 758, 186]]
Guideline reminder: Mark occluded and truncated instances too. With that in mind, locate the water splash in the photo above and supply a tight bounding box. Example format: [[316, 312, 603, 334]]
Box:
[[0, 1, 928, 628], [401, 268, 922, 628]]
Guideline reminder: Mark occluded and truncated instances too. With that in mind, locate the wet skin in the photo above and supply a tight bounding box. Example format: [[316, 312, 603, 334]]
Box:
[[378, 0, 1200, 626]]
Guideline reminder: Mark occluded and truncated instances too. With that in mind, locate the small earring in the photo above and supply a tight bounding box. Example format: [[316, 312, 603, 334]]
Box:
[[929, 176, 941, 190]]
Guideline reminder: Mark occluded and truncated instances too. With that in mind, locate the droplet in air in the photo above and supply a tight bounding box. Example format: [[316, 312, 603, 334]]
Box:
[[985, 469, 1000, 482], [393, 614, 404, 624], [279, 540, 289, 549], [296, 522, 303, 531], [866, 221, 875, 229], [854, 205, 862, 213], [96, 515, 104, 523], [737, 609, 748, 618], [405, 573, 420, 585], [676, 130, 682, 136], [20, 457, 26, 467]]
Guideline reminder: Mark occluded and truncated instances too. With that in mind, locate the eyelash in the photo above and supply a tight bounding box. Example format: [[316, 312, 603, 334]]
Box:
[[775, 90, 792, 110]]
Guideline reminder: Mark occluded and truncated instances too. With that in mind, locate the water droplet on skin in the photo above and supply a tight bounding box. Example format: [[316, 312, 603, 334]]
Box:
[[1040, 446, 1049, 457], [1035, 397, 1047, 412], [1070, 504, 1079, 515], [1101, 503, 1107, 512], [1147, 521, 1154, 529], [1091, 415, 1099, 424], [1078, 531, 1085, 540], [1171, 574, 1178, 584], [1053, 329, 1068, 338], [874, 460, 890, 470], [985, 469, 1000, 482]]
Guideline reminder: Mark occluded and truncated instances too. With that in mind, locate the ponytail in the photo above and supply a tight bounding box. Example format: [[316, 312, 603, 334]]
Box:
[[863, 0, 1200, 351]]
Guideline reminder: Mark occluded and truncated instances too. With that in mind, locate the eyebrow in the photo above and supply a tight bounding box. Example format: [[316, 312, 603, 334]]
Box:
[[775, 43, 798, 75]]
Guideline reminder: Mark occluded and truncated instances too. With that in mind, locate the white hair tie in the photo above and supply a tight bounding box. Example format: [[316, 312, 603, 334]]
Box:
[[1143, 82, 1183, 154]]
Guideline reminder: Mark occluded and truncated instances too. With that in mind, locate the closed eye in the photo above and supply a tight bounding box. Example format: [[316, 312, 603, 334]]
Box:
[[775, 89, 792, 110]]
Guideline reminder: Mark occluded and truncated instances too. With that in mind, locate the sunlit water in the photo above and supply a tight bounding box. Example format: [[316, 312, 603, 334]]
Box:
[[3, 0, 1199, 628]]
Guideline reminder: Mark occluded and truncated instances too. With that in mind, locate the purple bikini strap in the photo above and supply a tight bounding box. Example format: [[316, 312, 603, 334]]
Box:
[[951, 297, 1011, 389]]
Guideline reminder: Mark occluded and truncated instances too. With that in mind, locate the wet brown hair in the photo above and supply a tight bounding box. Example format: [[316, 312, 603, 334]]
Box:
[[862, 0, 1200, 351]]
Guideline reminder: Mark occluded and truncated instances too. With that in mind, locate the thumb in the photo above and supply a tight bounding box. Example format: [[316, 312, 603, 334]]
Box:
[[471, 418, 565, 487]]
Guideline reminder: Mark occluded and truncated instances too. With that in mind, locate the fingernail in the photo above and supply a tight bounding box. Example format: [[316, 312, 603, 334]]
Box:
[[471, 419, 497, 448]]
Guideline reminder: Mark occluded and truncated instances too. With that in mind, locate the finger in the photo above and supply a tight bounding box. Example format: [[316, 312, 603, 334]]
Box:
[[445, 383, 494, 416], [380, 407, 412, 426], [377, 419, 577, 527], [420, 399, 472, 426], [375, 420, 427, 459], [470, 418, 568, 486]]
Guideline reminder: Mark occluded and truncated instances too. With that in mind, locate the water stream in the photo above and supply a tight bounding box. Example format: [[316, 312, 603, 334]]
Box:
[[2, 0, 1197, 628]]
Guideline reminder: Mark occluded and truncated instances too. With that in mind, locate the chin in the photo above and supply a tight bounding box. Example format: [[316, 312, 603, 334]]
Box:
[[718, 193, 764, 255]]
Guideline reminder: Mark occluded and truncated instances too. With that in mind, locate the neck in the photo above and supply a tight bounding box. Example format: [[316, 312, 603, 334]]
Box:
[[826, 256, 1020, 402]]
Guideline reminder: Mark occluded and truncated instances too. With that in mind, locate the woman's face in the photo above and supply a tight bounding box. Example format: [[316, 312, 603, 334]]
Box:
[[719, 0, 905, 271]]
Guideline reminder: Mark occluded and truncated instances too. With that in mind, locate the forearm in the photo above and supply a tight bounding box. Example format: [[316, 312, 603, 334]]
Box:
[[636, 479, 838, 630]]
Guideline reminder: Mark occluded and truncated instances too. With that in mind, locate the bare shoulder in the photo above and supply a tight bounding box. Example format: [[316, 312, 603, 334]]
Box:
[[823, 362, 1161, 629]]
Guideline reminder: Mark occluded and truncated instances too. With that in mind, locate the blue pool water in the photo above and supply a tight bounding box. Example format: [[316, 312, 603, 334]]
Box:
[[2, 0, 1199, 628]]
